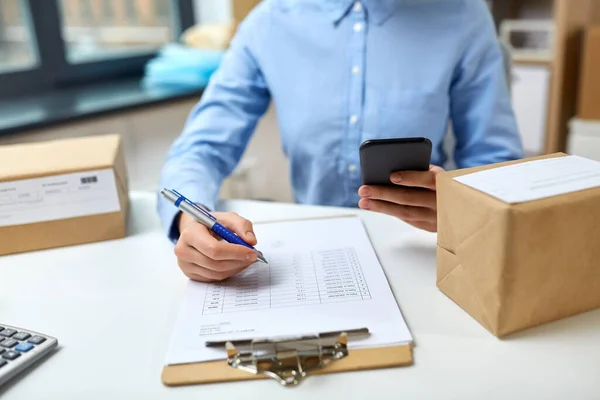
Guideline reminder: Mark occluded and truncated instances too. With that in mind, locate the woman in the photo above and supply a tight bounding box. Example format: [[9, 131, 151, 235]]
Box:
[[158, 0, 523, 282]]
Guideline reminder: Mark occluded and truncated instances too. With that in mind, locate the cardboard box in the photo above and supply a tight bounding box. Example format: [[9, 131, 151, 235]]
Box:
[[436, 153, 600, 337], [0, 134, 129, 255], [232, 0, 261, 23], [578, 27, 600, 120]]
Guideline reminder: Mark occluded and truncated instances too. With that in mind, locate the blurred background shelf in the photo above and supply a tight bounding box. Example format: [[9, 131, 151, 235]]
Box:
[[489, 0, 600, 155]]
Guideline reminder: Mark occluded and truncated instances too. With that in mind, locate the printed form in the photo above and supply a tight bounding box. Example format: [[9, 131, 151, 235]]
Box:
[[0, 168, 120, 227], [165, 216, 412, 365], [454, 155, 600, 204]]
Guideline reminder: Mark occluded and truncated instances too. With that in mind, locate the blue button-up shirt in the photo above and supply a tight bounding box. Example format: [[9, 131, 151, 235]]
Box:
[[158, 0, 523, 239]]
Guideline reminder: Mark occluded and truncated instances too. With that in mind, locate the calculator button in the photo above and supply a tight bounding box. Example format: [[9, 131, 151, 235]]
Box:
[[0, 349, 5, 355], [28, 335, 46, 345], [0, 329, 16, 338], [2, 351, 20, 360], [0, 339, 18, 348], [15, 342, 34, 353], [0, 359, 6, 368], [13, 332, 31, 341]]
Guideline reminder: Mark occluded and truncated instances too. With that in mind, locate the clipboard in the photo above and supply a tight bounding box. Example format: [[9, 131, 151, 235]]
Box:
[[162, 215, 414, 386], [161, 336, 413, 386]]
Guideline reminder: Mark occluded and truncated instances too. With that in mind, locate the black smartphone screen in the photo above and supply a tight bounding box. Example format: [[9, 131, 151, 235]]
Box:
[[359, 138, 432, 186]]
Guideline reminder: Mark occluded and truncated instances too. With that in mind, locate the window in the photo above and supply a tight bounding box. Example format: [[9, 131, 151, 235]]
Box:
[[59, 0, 176, 63], [0, 0, 195, 99], [0, 0, 37, 72]]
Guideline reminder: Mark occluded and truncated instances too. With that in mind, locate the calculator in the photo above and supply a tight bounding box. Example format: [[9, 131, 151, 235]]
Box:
[[0, 324, 58, 387]]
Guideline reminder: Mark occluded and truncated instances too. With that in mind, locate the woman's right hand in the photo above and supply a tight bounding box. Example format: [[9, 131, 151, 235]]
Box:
[[174, 212, 258, 282]]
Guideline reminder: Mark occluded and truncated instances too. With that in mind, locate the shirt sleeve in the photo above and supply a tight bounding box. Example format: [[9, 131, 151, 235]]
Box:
[[157, 8, 271, 242], [449, 0, 524, 169]]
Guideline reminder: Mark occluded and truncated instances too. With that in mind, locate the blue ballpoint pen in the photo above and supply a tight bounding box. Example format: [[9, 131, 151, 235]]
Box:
[[161, 188, 268, 264]]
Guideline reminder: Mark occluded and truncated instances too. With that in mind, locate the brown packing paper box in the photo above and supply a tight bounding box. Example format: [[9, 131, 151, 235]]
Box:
[[0, 134, 129, 256], [436, 153, 600, 337], [232, 0, 261, 23], [578, 27, 600, 120]]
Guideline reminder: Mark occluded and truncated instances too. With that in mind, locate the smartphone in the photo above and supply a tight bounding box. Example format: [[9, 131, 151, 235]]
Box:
[[359, 137, 432, 186]]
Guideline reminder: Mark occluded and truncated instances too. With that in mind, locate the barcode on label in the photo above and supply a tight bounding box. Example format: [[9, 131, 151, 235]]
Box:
[[80, 176, 98, 184]]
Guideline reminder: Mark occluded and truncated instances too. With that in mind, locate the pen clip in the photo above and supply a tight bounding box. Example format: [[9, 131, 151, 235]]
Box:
[[171, 189, 216, 221]]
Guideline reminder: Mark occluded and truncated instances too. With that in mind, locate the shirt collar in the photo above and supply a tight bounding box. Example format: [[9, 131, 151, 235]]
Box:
[[321, 0, 400, 25]]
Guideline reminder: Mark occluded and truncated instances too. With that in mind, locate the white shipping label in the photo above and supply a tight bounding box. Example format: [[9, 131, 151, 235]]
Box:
[[0, 168, 121, 227], [454, 156, 600, 204]]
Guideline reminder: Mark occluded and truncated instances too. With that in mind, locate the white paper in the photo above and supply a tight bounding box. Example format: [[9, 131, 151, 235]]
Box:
[[0, 168, 120, 227], [454, 156, 600, 204], [165, 217, 412, 365]]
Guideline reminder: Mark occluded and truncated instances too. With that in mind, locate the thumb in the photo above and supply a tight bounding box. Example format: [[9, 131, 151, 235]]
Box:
[[217, 212, 258, 246]]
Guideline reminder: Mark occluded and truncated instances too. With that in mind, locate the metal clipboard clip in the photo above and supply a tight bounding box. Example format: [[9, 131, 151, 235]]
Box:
[[205, 327, 370, 386]]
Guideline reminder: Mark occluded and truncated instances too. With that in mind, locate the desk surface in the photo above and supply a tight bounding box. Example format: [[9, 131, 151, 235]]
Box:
[[2, 192, 599, 399]]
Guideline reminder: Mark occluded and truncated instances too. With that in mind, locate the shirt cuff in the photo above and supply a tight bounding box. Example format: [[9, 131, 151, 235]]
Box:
[[168, 211, 183, 244]]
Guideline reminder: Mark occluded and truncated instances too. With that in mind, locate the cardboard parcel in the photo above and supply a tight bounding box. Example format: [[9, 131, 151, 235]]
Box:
[[436, 153, 600, 337], [0, 134, 129, 256]]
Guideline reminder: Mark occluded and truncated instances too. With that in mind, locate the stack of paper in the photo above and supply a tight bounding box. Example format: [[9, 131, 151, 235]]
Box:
[[165, 216, 413, 365]]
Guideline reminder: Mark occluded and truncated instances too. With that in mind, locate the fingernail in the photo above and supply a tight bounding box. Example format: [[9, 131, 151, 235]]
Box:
[[360, 186, 372, 197], [245, 253, 257, 261], [391, 173, 402, 184], [360, 199, 372, 210], [246, 231, 255, 240]]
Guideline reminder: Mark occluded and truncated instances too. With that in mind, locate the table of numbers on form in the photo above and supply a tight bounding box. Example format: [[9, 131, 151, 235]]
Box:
[[202, 248, 372, 314]]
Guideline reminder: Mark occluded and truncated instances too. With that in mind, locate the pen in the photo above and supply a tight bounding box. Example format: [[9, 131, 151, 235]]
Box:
[[161, 188, 268, 264]]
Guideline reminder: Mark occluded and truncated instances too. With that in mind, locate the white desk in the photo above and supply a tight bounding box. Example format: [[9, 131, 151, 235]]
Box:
[[2, 192, 600, 399]]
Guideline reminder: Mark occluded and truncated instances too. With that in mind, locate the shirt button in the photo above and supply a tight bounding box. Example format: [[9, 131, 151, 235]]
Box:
[[348, 164, 357, 173], [349, 115, 358, 125], [352, 66, 360, 75], [353, 23, 363, 33], [353, 2, 362, 12]]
